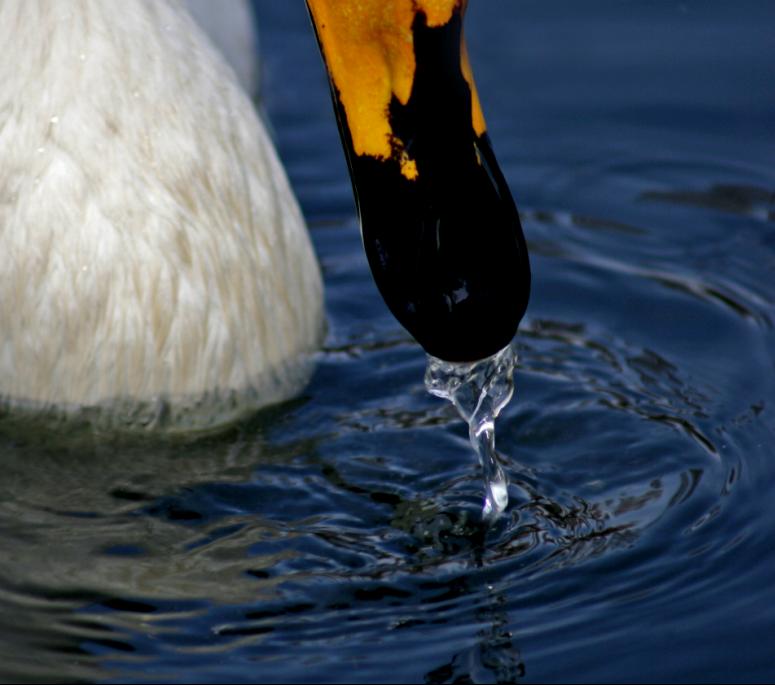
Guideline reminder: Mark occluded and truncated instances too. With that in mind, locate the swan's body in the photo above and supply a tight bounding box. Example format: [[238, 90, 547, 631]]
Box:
[[0, 0, 324, 429]]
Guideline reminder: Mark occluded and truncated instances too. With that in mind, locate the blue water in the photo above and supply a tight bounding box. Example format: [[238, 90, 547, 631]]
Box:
[[1, 1, 774, 682]]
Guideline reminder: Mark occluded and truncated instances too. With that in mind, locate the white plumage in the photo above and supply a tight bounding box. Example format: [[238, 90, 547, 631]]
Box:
[[0, 0, 324, 431]]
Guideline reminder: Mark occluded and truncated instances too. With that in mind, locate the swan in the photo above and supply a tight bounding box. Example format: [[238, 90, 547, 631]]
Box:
[[0, 0, 324, 431], [0, 0, 530, 433]]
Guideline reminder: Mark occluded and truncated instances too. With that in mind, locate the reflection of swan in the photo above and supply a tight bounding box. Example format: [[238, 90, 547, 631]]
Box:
[[0, 0, 324, 430]]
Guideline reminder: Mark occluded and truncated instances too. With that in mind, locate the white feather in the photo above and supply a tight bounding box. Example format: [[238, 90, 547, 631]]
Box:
[[0, 0, 324, 431]]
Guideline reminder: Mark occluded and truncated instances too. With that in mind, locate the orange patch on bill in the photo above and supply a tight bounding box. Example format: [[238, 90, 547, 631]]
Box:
[[307, 0, 486, 180]]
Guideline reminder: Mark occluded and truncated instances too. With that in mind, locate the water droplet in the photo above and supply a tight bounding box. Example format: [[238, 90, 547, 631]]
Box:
[[425, 343, 516, 520]]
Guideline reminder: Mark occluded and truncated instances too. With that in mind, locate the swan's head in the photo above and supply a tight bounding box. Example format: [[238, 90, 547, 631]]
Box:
[[307, 0, 531, 362]]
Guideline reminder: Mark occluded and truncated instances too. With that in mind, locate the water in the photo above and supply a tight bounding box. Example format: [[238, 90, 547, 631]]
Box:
[[1, 1, 775, 682], [425, 345, 517, 519]]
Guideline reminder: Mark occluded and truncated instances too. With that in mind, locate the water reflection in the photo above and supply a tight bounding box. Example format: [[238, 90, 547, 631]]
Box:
[[424, 581, 525, 684], [0, 412, 323, 614], [0, 371, 734, 684]]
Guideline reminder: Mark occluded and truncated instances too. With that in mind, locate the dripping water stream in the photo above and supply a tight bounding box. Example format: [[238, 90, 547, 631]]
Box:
[[424, 344, 517, 519]]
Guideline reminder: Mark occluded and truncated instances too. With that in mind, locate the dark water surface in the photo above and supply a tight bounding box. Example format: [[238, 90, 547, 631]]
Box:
[[2, 1, 775, 682]]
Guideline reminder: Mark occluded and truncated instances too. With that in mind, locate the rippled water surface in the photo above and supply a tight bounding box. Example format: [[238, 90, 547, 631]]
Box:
[[2, 1, 775, 682]]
